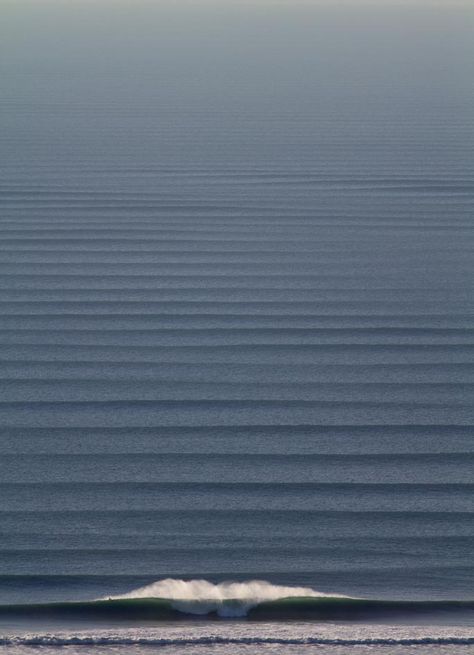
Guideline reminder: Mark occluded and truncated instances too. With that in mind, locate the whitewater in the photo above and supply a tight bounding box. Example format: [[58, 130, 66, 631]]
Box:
[[1, 580, 473, 653], [2, 578, 472, 654], [108, 578, 334, 617], [2, 623, 474, 655]]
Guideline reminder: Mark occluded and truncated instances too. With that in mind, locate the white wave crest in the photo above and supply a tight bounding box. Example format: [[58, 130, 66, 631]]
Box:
[[108, 578, 332, 617]]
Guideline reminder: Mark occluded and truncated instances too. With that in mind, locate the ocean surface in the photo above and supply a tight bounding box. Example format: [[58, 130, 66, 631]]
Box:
[[1, 1, 473, 653]]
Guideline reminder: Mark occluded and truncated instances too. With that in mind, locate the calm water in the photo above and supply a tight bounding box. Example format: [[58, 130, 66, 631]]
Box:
[[0, 1, 473, 652]]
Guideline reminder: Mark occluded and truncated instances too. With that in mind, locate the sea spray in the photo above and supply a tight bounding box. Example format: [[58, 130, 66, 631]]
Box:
[[108, 578, 334, 617]]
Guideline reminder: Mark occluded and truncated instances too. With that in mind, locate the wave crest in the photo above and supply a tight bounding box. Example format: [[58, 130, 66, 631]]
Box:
[[109, 578, 332, 617]]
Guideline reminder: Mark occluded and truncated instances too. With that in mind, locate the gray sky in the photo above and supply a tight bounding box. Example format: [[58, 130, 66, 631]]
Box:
[[2, 0, 472, 120]]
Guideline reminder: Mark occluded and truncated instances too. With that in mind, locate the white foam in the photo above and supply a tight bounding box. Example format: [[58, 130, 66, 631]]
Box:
[[2, 635, 473, 647], [108, 578, 332, 617]]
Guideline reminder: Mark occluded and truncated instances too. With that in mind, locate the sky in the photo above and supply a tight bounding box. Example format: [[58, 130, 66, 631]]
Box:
[[1, 0, 472, 122]]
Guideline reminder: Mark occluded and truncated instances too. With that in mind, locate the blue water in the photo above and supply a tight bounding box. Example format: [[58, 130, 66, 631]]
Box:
[[1, 1, 473, 652]]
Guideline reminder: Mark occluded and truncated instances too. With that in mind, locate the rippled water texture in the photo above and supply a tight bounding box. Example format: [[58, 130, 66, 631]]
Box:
[[1, 0, 473, 652]]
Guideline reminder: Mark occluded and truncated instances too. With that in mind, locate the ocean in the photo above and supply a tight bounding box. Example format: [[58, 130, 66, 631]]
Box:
[[0, 1, 473, 653]]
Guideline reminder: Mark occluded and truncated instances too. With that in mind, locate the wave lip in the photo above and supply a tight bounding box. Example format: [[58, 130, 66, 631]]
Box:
[[109, 578, 333, 617]]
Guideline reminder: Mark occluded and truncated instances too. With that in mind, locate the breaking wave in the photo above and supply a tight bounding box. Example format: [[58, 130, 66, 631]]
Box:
[[108, 578, 333, 617], [0, 579, 473, 622]]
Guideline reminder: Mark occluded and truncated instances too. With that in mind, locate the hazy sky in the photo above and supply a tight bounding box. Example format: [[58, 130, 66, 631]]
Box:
[[1, 0, 472, 125]]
